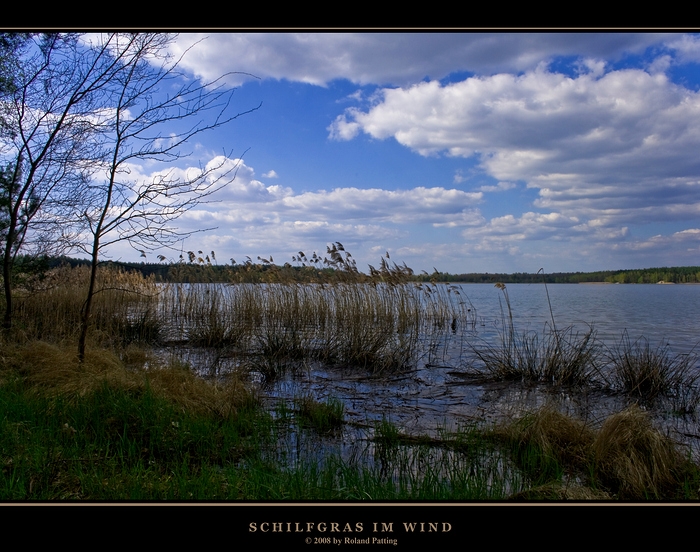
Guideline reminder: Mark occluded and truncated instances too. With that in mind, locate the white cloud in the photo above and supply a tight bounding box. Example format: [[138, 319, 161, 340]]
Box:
[[168, 33, 671, 88], [666, 34, 700, 64], [95, 33, 700, 273], [333, 65, 700, 233], [453, 170, 467, 184], [100, 155, 488, 269], [477, 181, 516, 192], [328, 113, 361, 141], [279, 186, 483, 225]]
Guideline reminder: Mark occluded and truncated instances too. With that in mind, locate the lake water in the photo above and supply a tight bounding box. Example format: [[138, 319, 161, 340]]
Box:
[[268, 284, 700, 454], [165, 282, 700, 459], [458, 282, 700, 354]]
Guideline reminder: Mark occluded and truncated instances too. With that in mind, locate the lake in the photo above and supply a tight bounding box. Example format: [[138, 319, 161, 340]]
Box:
[[463, 282, 700, 355], [284, 283, 699, 453], [163, 282, 700, 459]]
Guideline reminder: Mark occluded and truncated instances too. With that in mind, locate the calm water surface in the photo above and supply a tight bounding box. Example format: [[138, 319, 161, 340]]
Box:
[[461, 283, 700, 353]]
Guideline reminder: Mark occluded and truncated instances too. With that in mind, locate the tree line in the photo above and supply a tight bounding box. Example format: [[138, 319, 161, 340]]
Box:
[[24, 253, 700, 286], [412, 267, 700, 284]]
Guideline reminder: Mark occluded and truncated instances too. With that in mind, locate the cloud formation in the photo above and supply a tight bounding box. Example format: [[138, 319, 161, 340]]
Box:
[[106, 156, 484, 268], [330, 63, 700, 238], [169, 33, 669, 87]]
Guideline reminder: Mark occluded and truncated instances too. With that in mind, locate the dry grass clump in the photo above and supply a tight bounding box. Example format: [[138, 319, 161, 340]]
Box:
[[1, 341, 254, 418], [498, 405, 697, 500], [592, 405, 687, 499], [10, 265, 163, 346], [501, 405, 595, 469]]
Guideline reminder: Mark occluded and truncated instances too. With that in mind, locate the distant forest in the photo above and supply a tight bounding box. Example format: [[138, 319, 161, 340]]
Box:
[[28, 255, 700, 285], [414, 267, 700, 284]]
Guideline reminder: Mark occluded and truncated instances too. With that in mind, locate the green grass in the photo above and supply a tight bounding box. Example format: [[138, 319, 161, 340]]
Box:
[[0, 343, 511, 500], [0, 375, 519, 500], [295, 395, 345, 433], [2, 356, 699, 500]]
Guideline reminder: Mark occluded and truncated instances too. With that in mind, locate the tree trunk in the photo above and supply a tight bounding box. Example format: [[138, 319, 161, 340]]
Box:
[[2, 213, 17, 332], [78, 239, 101, 363]]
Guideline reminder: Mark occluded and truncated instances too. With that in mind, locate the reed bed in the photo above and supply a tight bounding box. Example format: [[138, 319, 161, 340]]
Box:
[[156, 279, 475, 375], [9, 265, 699, 408], [9, 265, 163, 346], [9, 265, 475, 376]]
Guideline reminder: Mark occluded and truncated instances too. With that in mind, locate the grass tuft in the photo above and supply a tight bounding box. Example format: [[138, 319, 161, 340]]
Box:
[[495, 404, 700, 500], [1, 340, 254, 418], [608, 331, 699, 409], [592, 405, 688, 499], [295, 395, 344, 433], [497, 405, 594, 483], [470, 283, 602, 386]]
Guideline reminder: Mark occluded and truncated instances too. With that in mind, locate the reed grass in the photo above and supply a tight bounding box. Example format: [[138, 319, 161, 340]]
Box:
[[157, 278, 471, 375], [471, 324, 601, 385], [6, 265, 469, 374], [7, 265, 163, 347], [607, 331, 700, 409], [470, 284, 602, 385]]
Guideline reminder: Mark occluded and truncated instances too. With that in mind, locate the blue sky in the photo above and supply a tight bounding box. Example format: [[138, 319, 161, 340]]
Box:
[[101, 32, 700, 274]]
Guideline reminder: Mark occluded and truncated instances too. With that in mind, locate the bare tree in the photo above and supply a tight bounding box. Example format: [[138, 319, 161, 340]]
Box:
[[0, 33, 159, 330], [74, 34, 259, 361]]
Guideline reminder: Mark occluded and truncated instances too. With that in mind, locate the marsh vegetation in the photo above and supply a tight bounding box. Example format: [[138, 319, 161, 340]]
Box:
[[2, 251, 700, 500]]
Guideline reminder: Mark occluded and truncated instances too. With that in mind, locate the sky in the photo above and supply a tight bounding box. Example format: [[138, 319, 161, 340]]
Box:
[[98, 32, 700, 274]]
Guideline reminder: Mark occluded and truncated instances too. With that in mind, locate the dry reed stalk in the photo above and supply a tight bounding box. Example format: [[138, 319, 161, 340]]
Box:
[[13, 262, 480, 375], [10, 265, 163, 345]]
